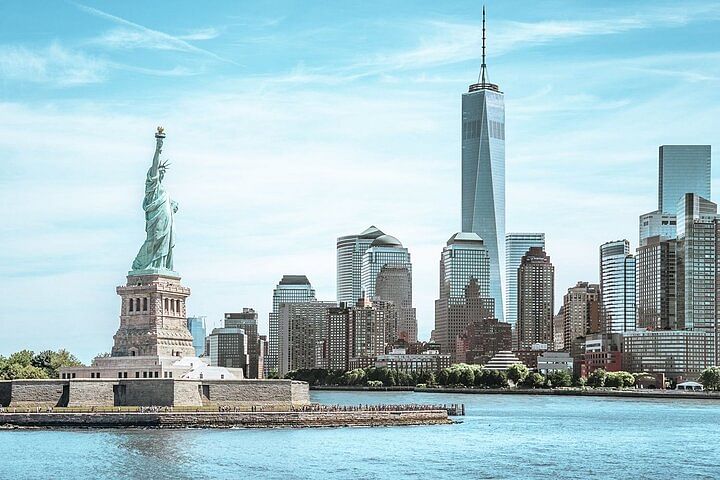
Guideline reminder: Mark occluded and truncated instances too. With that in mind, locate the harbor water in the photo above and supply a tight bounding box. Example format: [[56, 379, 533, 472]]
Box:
[[3, 390, 720, 479]]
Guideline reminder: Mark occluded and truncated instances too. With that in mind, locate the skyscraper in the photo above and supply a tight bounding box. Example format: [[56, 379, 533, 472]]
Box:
[[505, 233, 545, 326], [599, 240, 637, 334], [562, 282, 601, 350], [267, 275, 316, 376], [658, 145, 711, 214], [516, 247, 554, 350], [360, 234, 415, 342], [337, 226, 385, 304], [186, 316, 206, 357], [225, 309, 262, 378], [434, 232, 495, 357], [278, 300, 335, 376], [461, 9, 505, 321], [676, 193, 718, 332], [636, 236, 676, 330]]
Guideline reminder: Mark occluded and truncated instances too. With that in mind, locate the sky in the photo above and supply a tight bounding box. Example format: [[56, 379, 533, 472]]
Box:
[[1, 1, 719, 363]]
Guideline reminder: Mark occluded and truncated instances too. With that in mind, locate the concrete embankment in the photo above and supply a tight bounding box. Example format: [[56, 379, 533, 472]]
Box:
[[311, 385, 720, 401], [0, 410, 451, 429]]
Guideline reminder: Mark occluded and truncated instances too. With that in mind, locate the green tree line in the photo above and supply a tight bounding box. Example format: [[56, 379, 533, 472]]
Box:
[[0, 349, 83, 380]]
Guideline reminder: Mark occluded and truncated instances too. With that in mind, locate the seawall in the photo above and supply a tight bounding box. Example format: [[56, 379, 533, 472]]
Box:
[[0, 410, 451, 429], [310, 385, 720, 401]]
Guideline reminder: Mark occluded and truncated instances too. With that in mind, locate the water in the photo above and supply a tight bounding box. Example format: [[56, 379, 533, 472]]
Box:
[[3, 391, 720, 479]]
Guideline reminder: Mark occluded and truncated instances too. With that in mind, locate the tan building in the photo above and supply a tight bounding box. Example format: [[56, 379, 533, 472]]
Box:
[[562, 282, 601, 351], [516, 247, 554, 350]]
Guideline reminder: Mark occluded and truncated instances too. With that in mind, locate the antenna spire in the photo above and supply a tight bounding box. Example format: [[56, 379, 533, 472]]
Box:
[[479, 5, 488, 84]]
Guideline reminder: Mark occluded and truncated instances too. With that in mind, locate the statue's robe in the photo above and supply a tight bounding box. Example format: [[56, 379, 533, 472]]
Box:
[[132, 165, 175, 271]]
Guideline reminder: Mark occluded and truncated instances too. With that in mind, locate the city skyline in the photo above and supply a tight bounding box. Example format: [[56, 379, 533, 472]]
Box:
[[2, 1, 720, 361]]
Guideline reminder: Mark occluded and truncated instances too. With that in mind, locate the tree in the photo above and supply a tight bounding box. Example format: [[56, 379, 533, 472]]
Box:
[[699, 367, 720, 391], [545, 370, 572, 388], [523, 372, 545, 389], [8, 350, 34, 367], [459, 367, 475, 387], [586, 369, 607, 388], [507, 364, 529, 385]]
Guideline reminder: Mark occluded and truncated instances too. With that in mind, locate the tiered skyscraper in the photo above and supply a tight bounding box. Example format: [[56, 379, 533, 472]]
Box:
[[361, 234, 416, 342], [516, 247, 554, 350], [461, 8, 505, 321], [267, 275, 316, 376], [505, 233, 545, 327], [336, 226, 384, 304]]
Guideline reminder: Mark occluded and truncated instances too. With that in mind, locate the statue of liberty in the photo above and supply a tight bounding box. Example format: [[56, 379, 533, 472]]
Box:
[[131, 127, 178, 274]]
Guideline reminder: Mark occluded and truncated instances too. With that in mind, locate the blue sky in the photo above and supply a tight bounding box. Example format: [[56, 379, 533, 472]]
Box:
[[1, 1, 719, 362]]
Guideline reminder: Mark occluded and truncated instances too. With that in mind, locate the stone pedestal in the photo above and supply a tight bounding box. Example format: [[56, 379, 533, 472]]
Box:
[[112, 274, 195, 357]]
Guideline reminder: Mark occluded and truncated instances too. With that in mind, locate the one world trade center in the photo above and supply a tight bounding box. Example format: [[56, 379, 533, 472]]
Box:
[[461, 8, 505, 320]]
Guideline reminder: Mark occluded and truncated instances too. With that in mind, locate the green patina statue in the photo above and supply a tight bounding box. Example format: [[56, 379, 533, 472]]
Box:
[[130, 127, 179, 276]]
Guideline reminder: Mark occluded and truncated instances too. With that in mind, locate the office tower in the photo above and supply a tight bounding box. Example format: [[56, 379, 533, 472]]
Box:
[[375, 265, 416, 342], [461, 9, 505, 321], [623, 330, 715, 380], [326, 305, 351, 371], [434, 232, 494, 356], [349, 297, 389, 365], [599, 240, 637, 334], [225, 309, 262, 378], [676, 194, 718, 333], [360, 234, 416, 342], [638, 210, 677, 246], [268, 275, 316, 376], [505, 233, 545, 326], [278, 300, 336, 376], [454, 302, 512, 364], [636, 236, 677, 330], [205, 326, 249, 372], [337, 225, 385, 304], [516, 247, 554, 350], [658, 145, 711, 214], [562, 282, 601, 350], [186, 316, 207, 357]]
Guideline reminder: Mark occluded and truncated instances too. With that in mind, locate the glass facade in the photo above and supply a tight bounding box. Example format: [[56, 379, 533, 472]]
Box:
[[206, 327, 249, 371], [658, 145, 711, 214], [505, 233, 545, 326], [676, 194, 718, 332], [599, 240, 636, 334], [462, 85, 505, 321], [267, 275, 316, 376], [434, 232, 493, 356], [638, 210, 676, 246], [186, 316, 206, 357], [336, 226, 384, 304], [360, 235, 414, 343]]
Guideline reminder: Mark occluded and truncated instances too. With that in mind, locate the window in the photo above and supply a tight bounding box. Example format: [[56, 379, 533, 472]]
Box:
[[123, 372, 128, 378], [154, 371, 159, 378], [72, 373, 76, 379], [143, 298, 148, 311], [143, 372, 148, 378], [135, 298, 141, 311], [135, 372, 140, 378], [118, 372, 122, 378], [129, 298, 134, 312], [168, 372, 172, 378], [164, 298, 169, 311]]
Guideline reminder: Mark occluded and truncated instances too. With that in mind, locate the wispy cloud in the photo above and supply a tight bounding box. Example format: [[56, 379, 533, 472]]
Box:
[[344, 3, 720, 74], [73, 2, 233, 63], [0, 43, 107, 85]]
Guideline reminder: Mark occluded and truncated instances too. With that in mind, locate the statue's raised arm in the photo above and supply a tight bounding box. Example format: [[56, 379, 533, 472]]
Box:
[[130, 127, 178, 275]]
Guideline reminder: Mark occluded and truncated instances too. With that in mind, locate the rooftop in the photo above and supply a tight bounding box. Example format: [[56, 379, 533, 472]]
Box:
[[371, 234, 403, 248]]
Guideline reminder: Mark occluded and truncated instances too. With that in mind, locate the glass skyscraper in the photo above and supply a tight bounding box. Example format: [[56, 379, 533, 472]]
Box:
[[658, 145, 711, 214], [434, 232, 493, 356], [599, 240, 636, 334], [337, 226, 384, 304], [361, 234, 415, 342], [267, 275, 316, 376], [186, 316, 206, 357], [461, 16, 505, 321], [505, 233, 545, 326]]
